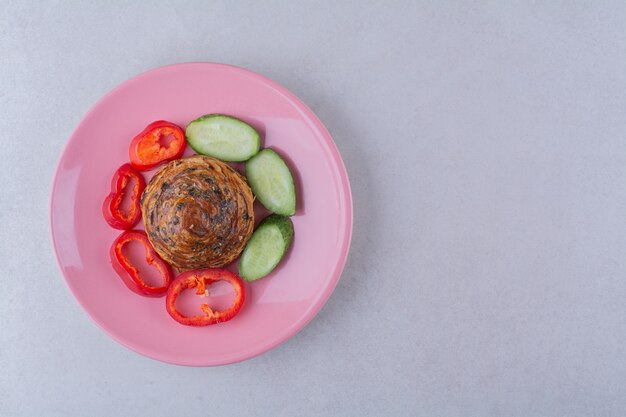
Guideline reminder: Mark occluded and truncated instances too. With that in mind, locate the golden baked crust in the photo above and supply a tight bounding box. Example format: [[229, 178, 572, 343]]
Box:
[[141, 155, 254, 271]]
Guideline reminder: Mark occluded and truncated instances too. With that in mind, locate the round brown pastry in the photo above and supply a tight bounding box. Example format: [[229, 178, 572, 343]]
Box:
[[141, 155, 254, 271]]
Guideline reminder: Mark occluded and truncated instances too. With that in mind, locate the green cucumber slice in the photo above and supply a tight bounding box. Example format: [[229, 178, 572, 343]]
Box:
[[239, 214, 294, 281], [185, 114, 260, 162], [246, 148, 296, 216]]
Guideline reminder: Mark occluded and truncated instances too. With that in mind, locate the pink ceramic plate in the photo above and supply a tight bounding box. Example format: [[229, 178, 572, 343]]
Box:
[[50, 63, 352, 366]]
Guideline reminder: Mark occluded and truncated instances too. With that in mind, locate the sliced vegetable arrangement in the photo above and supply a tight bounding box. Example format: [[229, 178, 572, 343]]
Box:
[[102, 115, 297, 327], [129, 120, 186, 170], [246, 149, 297, 216], [239, 214, 294, 281], [166, 269, 245, 326], [102, 163, 145, 230], [186, 114, 260, 161], [110, 230, 173, 297]]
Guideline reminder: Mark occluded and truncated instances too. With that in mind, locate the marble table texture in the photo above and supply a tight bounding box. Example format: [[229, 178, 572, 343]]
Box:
[[1, 1, 625, 416]]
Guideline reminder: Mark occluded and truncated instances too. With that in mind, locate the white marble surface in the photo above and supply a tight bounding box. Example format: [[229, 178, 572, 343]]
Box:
[[2, 1, 626, 416]]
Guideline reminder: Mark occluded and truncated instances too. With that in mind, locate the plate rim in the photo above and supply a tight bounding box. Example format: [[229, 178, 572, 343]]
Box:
[[49, 62, 353, 366]]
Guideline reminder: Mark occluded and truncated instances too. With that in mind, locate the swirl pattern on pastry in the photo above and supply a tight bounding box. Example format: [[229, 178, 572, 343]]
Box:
[[141, 155, 254, 271]]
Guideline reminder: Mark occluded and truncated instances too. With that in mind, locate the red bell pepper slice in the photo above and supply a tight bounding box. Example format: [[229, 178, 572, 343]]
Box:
[[110, 230, 173, 297], [102, 163, 146, 230], [166, 269, 246, 326], [129, 120, 186, 171]]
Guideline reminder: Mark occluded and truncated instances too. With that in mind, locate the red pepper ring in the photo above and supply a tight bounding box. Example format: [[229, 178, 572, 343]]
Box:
[[129, 120, 186, 171], [102, 163, 146, 230], [166, 269, 246, 326], [110, 230, 173, 297]]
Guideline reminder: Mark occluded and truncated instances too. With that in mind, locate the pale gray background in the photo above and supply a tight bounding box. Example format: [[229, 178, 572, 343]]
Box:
[[1, 1, 625, 416]]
